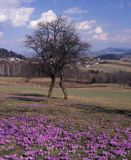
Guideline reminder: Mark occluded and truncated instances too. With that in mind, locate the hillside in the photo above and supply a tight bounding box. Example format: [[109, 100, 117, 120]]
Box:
[[97, 52, 131, 60], [86, 60, 131, 73], [0, 48, 26, 59], [92, 47, 131, 61]]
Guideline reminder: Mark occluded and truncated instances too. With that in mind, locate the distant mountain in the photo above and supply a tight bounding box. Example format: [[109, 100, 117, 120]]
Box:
[[0, 48, 26, 59], [94, 47, 131, 55], [97, 54, 121, 60], [97, 52, 131, 60]]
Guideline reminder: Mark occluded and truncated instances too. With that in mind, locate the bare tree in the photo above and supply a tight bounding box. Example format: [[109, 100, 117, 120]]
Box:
[[25, 16, 90, 99]]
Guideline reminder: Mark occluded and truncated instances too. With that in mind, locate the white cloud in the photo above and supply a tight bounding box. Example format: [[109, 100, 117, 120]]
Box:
[[22, 0, 36, 3], [29, 10, 57, 28], [76, 19, 108, 41], [0, 0, 35, 8], [92, 28, 131, 43], [0, 12, 8, 23], [92, 33, 108, 41], [94, 27, 103, 34], [30, 11, 109, 42], [92, 26, 108, 41], [0, 0, 19, 8], [0, 0, 34, 27], [9, 8, 34, 27], [64, 7, 88, 14], [77, 20, 96, 30], [111, 29, 131, 43]]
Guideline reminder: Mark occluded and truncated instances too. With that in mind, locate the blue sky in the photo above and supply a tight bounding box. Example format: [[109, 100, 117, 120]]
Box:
[[0, 0, 131, 55]]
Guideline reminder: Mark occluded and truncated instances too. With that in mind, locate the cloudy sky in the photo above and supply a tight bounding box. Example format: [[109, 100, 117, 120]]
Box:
[[0, 0, 131, 55]]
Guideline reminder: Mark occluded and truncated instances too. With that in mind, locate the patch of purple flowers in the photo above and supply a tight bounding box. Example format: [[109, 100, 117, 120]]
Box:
[[0, 115, 130, 160]]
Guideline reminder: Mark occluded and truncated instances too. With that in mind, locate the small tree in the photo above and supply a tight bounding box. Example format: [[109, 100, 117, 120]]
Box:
[[25, 16, 90, 99]]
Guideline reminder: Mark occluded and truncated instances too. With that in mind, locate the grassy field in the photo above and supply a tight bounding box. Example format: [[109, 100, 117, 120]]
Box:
[[86, 60, 131, 73], [0, 77, 131, 159], [0, 77, 131, 120]]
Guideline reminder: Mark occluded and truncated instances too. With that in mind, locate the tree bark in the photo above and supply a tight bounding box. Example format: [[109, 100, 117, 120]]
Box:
[[59, 75, 68, 99], [48, 76, 55, 99]]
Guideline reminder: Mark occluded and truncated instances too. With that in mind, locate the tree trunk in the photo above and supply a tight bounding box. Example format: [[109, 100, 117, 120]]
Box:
[[48, 76, 55, 99], [59, 75, 68, 99]]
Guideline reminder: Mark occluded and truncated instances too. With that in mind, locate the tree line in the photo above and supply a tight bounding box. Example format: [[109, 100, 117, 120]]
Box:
[[0, 60, 131, 86], [0, 48, 25, 59]]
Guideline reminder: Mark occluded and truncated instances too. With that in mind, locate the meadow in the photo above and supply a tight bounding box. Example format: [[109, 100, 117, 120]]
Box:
[[0, 77, 131, 160], [86, 60, 131, 73]]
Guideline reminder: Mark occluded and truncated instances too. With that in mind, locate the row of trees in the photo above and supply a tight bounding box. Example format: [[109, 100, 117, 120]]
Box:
[[0, 60, 26, 77], [64, 68, 131, 85], [0, 60, 131, 85], [0, 48, 25, 59]]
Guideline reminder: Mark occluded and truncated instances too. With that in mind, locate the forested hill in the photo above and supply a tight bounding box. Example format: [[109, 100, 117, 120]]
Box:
[[0, 48, 26, 59], [97, 52, 131, 60]]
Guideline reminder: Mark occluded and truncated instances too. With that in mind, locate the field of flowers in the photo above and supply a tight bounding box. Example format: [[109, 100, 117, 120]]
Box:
[[0, 115, 131, 160], [0, 79, 131, 160]]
